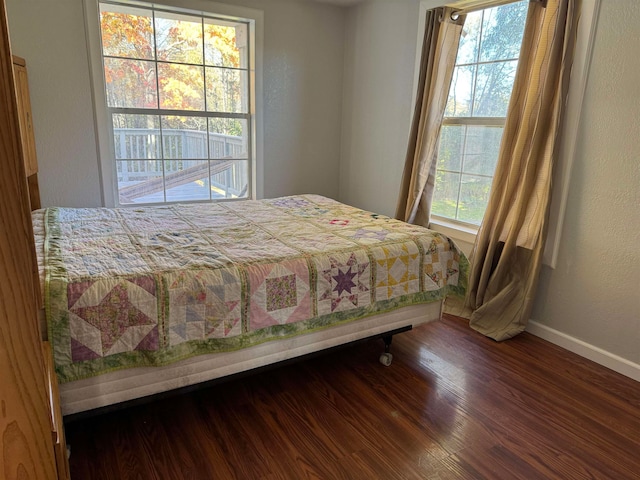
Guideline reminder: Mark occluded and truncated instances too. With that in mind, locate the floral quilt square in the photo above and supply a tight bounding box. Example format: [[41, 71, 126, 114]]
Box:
[[67, 276, 159, 362], [246, 258, 311, 331], [416, 235, 459, 291]]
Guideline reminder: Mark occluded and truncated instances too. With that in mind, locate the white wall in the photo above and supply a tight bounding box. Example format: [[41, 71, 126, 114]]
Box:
[[339, 0, 420, 217], [7, 0, 103, 207], [341, 0, 639, 378], [240, 0, 345, 199], [6, 0, 345, 207], [530, 0, 640, 374]]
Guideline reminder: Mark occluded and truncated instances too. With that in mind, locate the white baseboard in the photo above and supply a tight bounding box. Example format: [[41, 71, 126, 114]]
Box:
[[526, 320, 640, 383]]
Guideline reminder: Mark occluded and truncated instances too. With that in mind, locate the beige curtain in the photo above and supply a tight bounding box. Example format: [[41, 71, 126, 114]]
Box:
[[396, 8, 465, 225], [465, 0, 579, 340]]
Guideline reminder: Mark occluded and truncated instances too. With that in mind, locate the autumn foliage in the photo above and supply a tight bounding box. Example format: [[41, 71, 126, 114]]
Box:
[[100, 8, 246, 114]]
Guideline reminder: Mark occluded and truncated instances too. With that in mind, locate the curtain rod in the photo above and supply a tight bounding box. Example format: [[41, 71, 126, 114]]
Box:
[[450, 0, 544, 19]]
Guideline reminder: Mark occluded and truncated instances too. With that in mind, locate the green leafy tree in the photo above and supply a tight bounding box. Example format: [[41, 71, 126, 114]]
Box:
[[473, 1, 528, 116], [434, 1, 528, 223]]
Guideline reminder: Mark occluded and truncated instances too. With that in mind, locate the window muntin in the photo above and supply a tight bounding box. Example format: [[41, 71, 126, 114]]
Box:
[[99, 1, 252, 205], [432, 0, 528, 225]]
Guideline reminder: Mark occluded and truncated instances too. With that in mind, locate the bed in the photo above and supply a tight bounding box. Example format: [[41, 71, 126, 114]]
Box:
[[32, 194, 468, 416]]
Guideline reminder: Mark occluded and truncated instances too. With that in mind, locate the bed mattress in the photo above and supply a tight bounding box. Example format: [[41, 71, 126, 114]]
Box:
[[33, 195, 467, 386]]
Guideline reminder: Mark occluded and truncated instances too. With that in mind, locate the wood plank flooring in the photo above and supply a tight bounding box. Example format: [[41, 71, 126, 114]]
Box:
[[65, 314, 640, 479]]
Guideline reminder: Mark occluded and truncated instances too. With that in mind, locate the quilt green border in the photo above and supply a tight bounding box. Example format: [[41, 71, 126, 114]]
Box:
[[43, 199, 469, 384]]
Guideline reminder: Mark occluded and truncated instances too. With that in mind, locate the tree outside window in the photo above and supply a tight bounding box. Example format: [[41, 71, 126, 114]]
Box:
[[432, 0, 528, 225], [99, 2, 252, 204]]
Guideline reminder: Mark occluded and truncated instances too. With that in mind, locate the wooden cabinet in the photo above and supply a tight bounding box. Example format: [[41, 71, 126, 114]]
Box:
[[43, 342, 71, 480], [0, 0, 69, 478], [12, 55, 37, 176], [12, 55, 41, 210]]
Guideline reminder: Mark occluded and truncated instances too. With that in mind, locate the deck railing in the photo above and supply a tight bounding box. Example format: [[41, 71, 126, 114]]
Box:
[[114, 128, 248, 201]]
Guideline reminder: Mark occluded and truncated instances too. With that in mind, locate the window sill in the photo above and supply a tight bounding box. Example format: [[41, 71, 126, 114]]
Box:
[[428, 218, 477, 256]]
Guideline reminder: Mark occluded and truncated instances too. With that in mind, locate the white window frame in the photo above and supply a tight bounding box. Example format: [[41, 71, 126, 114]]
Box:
[[414, 0, 601, 267], [83, 0, 264, 207]]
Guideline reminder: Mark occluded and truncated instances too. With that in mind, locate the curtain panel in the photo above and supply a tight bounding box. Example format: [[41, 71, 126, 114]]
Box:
[[465, 0, 580, 340], [395, 8, 465, 226]]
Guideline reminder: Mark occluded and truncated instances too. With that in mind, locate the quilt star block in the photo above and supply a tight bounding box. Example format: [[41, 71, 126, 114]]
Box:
[[372, 242, 420, 301], [315, 250, 371, 315]]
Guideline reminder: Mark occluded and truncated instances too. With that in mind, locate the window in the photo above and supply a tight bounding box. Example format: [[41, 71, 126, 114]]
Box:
[[432, 0, 528, 225], [97, 1, 254, 205]]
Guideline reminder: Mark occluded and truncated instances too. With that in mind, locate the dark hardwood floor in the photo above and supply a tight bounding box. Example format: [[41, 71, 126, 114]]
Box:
[[65, 314, 640, 479]]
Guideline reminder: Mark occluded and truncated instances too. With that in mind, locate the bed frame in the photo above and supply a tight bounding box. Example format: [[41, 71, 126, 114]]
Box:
[[28, 187, 445, 417], [21, 65, 445, 419], [31, 194, 445, 417], [61, 303, 441, 419]]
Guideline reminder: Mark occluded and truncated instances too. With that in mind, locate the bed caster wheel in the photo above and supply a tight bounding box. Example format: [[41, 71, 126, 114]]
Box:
[[379, 352, 393, 366]]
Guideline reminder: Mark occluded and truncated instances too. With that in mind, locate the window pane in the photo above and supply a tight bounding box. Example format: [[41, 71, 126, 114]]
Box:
[[456, 11, 481, 65], [164, 160, 211, 202], [479, 1, 528, 63], [158, 63, 205, 110], [99, 1, 255, 206], [446, 65, 475, 117], [210, 160, 249, 199], [104, 58, 157, 108], [100, 5, 155, 60], [117, 160, 164, 204], [155, 12, 203, 64], [435, 0, 527, 225], [206, 67, 247, 113], [458, 175, 493, 225], [432, 172, 460, 219], [437, 125, 464, 173], [113, 114, 160, 159], [473, 60, 518, 117], [161, 116, 207, 159], [208, 118, 248, 159], [204, 21, 247, 68], [462, 126, 504, 176]]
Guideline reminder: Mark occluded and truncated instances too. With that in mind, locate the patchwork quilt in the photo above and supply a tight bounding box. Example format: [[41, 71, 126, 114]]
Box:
[[41, 195, 468, 383]]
